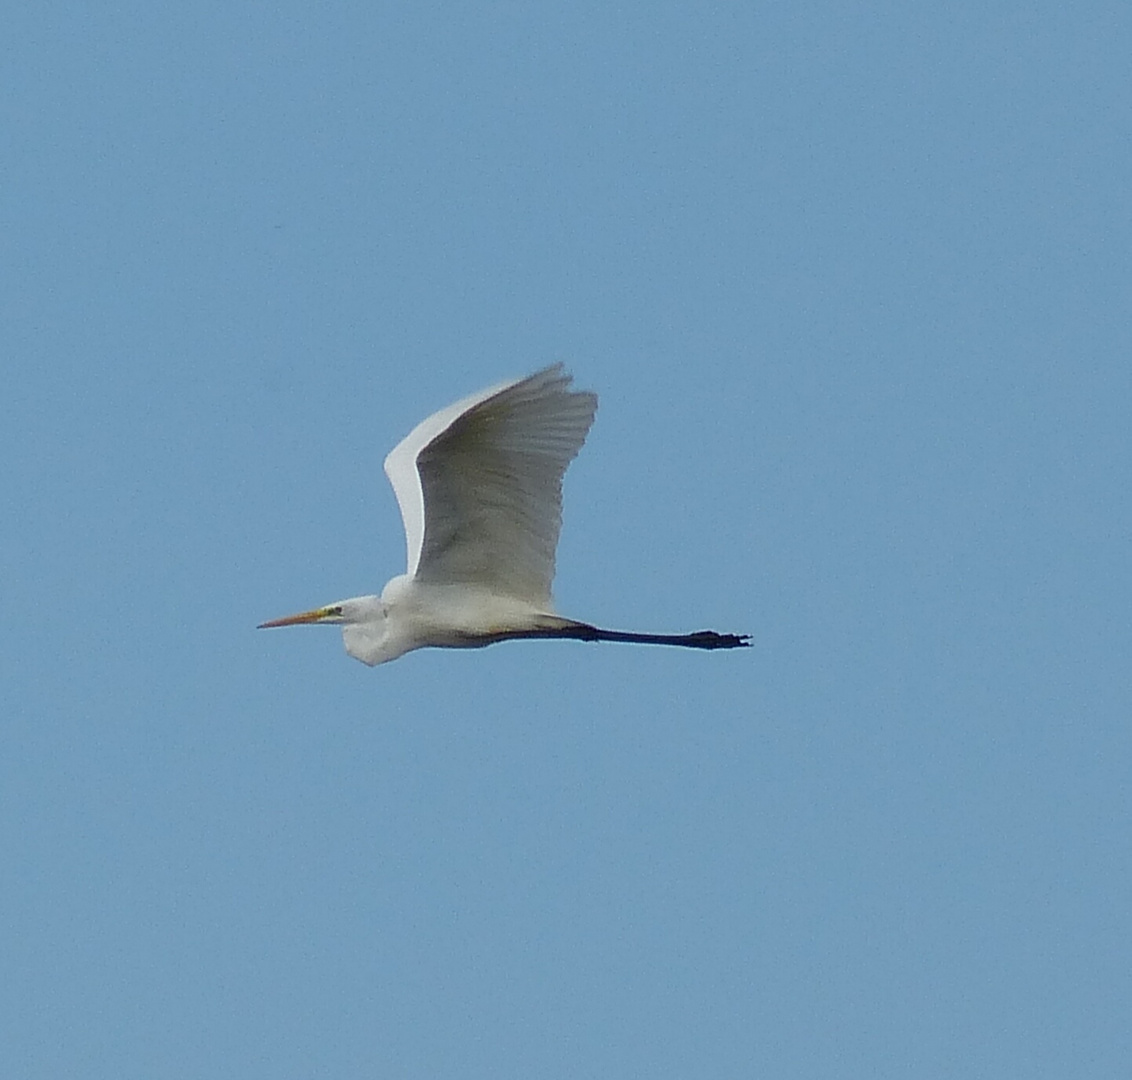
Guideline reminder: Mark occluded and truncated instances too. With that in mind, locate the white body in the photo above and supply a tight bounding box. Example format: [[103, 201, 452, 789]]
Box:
[[260, 365, 597, 665], [340, 577, 573, 666]]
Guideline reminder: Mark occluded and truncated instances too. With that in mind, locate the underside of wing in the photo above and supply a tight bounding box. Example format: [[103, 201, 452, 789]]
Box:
[[384, 365, 597, 605]]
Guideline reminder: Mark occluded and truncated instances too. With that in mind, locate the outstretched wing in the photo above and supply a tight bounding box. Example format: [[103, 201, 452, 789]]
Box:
[[383, 365, 597, 605]]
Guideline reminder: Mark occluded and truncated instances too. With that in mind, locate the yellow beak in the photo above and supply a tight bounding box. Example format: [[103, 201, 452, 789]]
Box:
[[257, 606, 337, 629]]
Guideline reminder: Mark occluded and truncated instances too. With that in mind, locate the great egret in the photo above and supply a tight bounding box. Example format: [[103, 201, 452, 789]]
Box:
[[259, 365, 750, 665]]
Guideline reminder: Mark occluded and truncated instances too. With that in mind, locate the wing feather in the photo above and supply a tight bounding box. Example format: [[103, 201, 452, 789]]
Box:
[[383, 365, 597, 605]]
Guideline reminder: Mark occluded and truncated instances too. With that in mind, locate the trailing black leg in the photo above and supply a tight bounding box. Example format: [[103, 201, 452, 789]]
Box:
[[490, 621, 750, 650]]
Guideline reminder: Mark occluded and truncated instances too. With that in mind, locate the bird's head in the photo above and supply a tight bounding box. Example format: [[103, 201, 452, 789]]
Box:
[[257, 595, 383, 629], [258, 595, 390, 665]]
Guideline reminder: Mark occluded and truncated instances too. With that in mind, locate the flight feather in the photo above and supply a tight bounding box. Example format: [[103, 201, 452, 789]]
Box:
[[383, 364, 597, 605]]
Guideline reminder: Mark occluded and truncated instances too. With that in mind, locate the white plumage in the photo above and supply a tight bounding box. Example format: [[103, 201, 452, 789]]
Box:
[[259, 365, 749, 665], [385, 364, 596, 603]]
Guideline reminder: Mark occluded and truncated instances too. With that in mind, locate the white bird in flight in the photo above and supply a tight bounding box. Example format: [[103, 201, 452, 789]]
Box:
[[259, 365, 750, 665]]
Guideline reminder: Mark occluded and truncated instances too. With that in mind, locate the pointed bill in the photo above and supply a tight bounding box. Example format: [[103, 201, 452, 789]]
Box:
[[257, 606, 338, 629]]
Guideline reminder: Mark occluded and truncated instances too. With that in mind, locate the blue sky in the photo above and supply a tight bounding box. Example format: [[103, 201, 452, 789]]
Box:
[[3, 2, 1130, 1076]]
